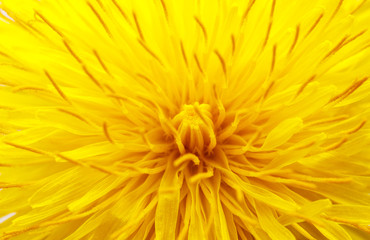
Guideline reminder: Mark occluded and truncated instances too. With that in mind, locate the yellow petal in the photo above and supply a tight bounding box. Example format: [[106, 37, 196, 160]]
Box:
[[155, 162, 180, 240], [262, 117, 303, 150], [67, 175, 123, 212], [255, 202, 295, 240], [325, 205, 370, 224], [317, 220, 352, 240], [224, 175, 298, 212]]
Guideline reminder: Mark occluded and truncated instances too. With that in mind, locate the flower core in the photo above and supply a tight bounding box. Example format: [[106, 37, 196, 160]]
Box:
[[172, 102, 216, 155]]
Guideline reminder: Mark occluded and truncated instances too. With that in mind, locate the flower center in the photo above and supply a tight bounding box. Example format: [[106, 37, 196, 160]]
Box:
[[172, 102, 216, 155]]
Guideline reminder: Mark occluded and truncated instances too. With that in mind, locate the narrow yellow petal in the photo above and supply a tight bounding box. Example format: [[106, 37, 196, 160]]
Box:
[[262, 117, 303, 150], [155, 162, 180, 240], [255, 202, 295, 240]]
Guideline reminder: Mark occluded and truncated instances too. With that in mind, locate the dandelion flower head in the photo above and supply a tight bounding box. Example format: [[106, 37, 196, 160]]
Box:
[[1, 0, 370, 239]]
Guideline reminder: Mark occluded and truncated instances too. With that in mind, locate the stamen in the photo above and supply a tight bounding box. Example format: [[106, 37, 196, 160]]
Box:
[[63, 39, 83, 64], [81, 64, 104, 89], [241, 0, 256, 24], [156, 111, 171, 134], [160, 0, 169, 21], [0, 51, 11, 59], [330, 0, 343, 20], [180, 40, 189, 68], [190, 167, 214, 183], [102, 83, 123, 107], [262, 21, 272, 48], [270, 0, 276, 17], [107, 93, 147, 110], [295, 75, 316, 98], [304, 13, 324, 38], [323, 30, 367, 61], [351, 0, 366, 14], [231, 34, 236, 55], [87, 1, 112, 37], [16, 17, 46, 38], [0, 182, 31, 188], [213, 84, 226, 128], [193, 105, 217, 154], [3, 141, 50, 156], [0, 105, 14, 110], [291, 141, 315, 150], [289, 25, 300, 54], [270, 44, 277, 73], [111, 0, 130, 23], [133, 12, 145, 41], [55, 153, 117, 175], [12, 86, 49, 93], [207, 133, 217, 155], [118, 162, 166, 174], [347, 120, 366, 134], [173, 153, 200, 167], [218, 113, 240, 141], [193, 103, 210, 125], [194, 53, 204, 74], [194, 16, 208, 42], [57, 108, 89, 124], [359, 42, 370, 53], [0, 163, 12, 167], [136, 73, 163, 93], [323, 138, 347, 151], [322, 36, 348, 61], [172, 103, 216, 154], [264, 81, 275, 98], [329, 77, 368, 103], [214, 50, 227, 77], [96, 0, 105, 11], [93, 50, 111, 75], [324, 30, 365, 61], [175, 136, 186, 154], [103, 121, 115, 144], [34, 11, 64, 37], [240, 130, 261, 154], [262, 0, 276, 48], [44, 70, 70, 103], [343, 29, 367, 46], [158, 112, 186, 154], [138, 40, 164, 66], [306, 115, 348, 126]]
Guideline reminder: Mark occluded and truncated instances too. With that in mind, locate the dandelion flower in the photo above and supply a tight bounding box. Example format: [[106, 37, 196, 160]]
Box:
[[1, 0, 370, 239]]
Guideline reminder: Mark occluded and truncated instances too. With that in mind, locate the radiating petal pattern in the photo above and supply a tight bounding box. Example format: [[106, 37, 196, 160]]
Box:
[[1, 0, 370, 239]]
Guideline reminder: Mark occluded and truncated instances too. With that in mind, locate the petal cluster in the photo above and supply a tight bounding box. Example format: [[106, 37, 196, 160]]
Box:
[[0, 0, 370, 239]]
